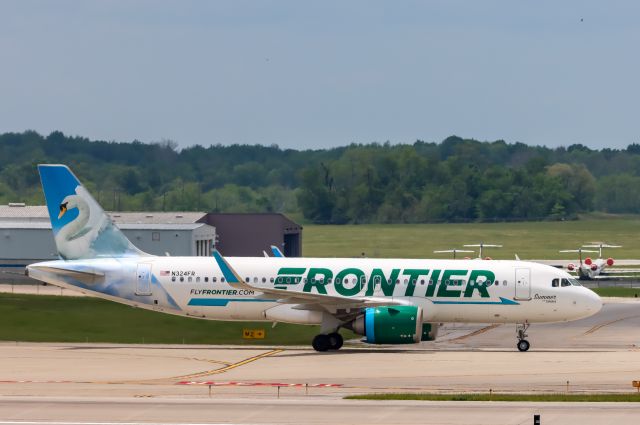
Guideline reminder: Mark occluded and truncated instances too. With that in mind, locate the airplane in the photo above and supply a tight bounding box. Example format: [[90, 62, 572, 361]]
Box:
[[561, 244, 632, 280], [27, 165, 603, 353], [433, 249, 475, 260], [463, 243, 502, 260]]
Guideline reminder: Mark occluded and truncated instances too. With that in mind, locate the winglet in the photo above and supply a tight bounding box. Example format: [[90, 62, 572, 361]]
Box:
[[270, 245, 285, 258], [212, 250, 255, 291]]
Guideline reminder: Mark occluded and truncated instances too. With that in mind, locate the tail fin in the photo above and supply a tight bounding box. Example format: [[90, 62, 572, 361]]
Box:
[[38, 164, 146, 260]]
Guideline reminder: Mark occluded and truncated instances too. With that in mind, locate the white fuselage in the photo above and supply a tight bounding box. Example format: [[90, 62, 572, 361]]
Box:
[[28, 256, 602, 325]]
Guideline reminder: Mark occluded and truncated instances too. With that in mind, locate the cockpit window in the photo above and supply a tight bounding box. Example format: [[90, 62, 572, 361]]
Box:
[[561, 278, 572, 287], [552, 278, 559, 287], [568, 278, 581, 286]]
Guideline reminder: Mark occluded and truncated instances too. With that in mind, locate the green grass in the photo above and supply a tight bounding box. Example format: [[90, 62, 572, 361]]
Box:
[[0, 293, 356, 345], [345, 393, 640, 402], [302, 218, 640, 260], [592, 287, 640, 298]]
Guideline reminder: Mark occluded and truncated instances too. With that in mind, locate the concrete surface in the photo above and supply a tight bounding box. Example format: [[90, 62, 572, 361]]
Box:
[[1, 299, 640, 423], [0, 397, 640, 425]]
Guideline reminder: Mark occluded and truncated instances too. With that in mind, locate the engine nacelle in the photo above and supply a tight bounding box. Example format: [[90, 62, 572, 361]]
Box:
[[584, 257, 593, 266], [591, 264, 598, 271], [351, 306, 422, 344], [607, 257, 614, 267], [567, 263, 576, 271], [421, 322, 440, 341]]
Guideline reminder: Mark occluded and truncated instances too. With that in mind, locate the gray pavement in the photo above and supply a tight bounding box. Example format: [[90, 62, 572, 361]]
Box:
[[1, 301, 640, 424], [0, 397, 640, 425]]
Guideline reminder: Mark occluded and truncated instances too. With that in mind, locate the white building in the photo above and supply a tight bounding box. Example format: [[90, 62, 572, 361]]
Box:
[[0, 204, 216, 283]]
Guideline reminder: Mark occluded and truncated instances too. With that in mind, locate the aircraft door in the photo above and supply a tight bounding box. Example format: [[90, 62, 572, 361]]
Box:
[[136, 263, 153, 296], [514, 268, 531, 300]]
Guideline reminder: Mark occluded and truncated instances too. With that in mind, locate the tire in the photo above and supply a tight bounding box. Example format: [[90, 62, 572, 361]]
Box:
[[328, 332, 343, 350], [517, 339, 530, 352], [312, 334, 331, 352]]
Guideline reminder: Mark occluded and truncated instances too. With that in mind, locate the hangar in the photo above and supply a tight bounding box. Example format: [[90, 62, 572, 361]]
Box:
[[199, 213, 302, 257], [0, 204, 302, 283]]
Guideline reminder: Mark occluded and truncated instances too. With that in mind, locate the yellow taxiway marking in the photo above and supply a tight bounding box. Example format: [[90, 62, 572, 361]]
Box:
[[173, 349, 284, 380], [583, 314, 640, 335], [448, 324, 501, 343]]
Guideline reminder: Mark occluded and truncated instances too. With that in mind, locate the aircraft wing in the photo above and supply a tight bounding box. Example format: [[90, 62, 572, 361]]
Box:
[[270, 245, 285, 257], [212, 251, 406, 311]]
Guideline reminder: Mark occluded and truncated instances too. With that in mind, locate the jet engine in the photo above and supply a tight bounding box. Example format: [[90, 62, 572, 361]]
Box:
[[567, 263, 576, 271], [348, 306, 423, 344], [584, 257, 593, 266], [591, 264, 598, 271], [607, 257, 614, 267]]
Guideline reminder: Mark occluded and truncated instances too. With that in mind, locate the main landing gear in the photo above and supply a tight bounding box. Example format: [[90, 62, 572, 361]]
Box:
[[516, 322, 530, 352], [312, 332, 344, 352]]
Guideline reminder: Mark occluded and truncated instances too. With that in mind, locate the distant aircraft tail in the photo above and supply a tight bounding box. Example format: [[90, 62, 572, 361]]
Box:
[[38, 164, 146, 260]]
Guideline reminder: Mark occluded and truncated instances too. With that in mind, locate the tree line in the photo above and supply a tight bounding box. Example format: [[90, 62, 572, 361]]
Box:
[[1, 130, 639, 223]]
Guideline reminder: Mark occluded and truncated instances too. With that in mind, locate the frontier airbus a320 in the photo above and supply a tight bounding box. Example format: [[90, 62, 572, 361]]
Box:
[[27, 165, 602, 352]]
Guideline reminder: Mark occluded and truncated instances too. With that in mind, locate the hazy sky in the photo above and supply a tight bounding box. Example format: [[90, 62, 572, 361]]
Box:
[[1, 1, 638, 150]]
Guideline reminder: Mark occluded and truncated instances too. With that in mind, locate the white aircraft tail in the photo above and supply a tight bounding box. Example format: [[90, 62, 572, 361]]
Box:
[[38, 164, 146, 260]]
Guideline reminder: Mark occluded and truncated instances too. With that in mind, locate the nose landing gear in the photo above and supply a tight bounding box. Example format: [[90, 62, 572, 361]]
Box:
[[516, 322, 530, 352]]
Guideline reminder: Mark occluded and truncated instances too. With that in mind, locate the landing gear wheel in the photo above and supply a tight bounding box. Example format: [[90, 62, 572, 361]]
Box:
[[517, 339, 530, 352], [328, 332, 343, 350], [515, 322, 530, 352], [312, 334, 331, 352]]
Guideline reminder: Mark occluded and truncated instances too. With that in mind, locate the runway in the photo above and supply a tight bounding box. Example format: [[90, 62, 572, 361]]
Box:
[[1, 300, 640, 424], [1, 397, 640, 425]]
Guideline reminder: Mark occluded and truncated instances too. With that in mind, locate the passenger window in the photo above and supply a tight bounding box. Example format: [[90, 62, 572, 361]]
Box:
[[336, 278, 341, 284], [420, 279, 425, 285], [180, 277, 184, 282], [262, 277, 266, 283], [212, 277, 217, 282], [552, 279, 559, 287], [196, 277, 200, 283], [188, 277, 192, 282], [253, 277, 258, 283], [270, 277, 274, 283], [404, 279, 408, 285], [171, 277, 176, 282], [503, 280, 507, 286], [221, 277, 225, 283]]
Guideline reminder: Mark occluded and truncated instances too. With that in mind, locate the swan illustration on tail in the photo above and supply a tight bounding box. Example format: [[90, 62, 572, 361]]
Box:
[[39, 165, 144, 260]]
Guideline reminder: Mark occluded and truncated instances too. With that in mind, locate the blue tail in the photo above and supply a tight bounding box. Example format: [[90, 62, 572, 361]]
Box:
[[38, 164, 145, 260]]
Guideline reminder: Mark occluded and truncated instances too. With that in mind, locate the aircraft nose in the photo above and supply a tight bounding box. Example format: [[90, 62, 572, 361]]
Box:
[[584, 288, 603, 314]]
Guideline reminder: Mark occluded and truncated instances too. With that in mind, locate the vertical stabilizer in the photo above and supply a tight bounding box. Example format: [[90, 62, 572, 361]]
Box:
[[38, 164, 146, 260]]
